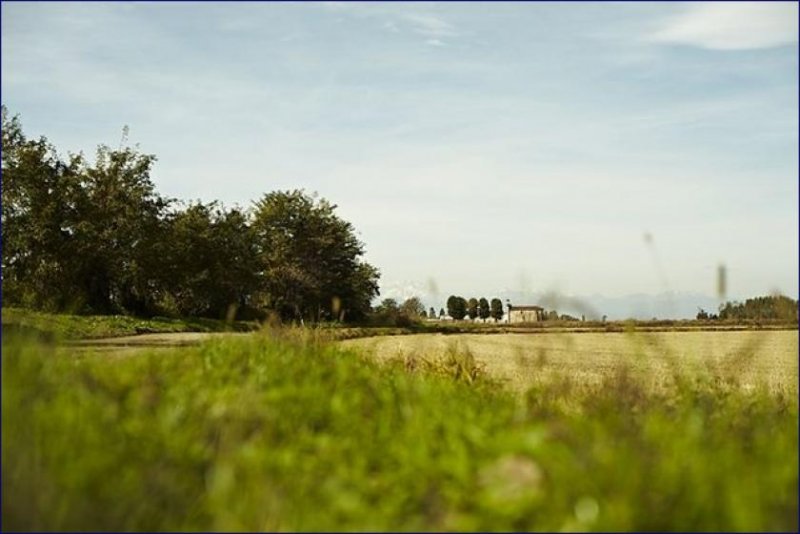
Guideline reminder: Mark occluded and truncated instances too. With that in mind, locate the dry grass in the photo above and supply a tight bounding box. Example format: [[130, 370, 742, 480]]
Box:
[[342, 330, 799, 395]]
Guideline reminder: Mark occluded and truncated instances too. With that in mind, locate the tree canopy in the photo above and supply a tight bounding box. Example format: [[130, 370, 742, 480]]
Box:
[[490, 298, 504, 322], [717, 295, 797, 322], [251, 190, 378, 322], [446, 295, 467, 320], [2, 108, 170, 314], [399, 296, 426, 318], [467, 298, 479, 320], [1, 107, 380, 322], [478, 297, 490, 322]]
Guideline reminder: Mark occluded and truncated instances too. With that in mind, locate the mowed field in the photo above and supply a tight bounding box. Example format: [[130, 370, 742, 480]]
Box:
[[342, 330, 799, 394]]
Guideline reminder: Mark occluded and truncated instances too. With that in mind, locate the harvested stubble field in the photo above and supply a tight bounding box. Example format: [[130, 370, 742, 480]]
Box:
[[342, 330, 799, 394]]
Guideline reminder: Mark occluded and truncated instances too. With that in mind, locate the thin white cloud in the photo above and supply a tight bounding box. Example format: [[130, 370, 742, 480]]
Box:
[[650, 2, 798, 50], [320, 1, 348, 10], [319, 4, 457, 43], [3, 2, 796, 301], [279, 33, 304, 43], [400, 12, 458, 38]]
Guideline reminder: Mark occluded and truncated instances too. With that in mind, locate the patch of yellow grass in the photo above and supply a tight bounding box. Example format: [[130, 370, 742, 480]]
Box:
[[342, 331, 799, 394]]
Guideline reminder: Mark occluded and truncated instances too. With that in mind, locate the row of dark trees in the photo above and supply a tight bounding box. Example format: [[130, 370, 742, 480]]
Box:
[[697, 295, 798, 322], [1, 107, 380, 322], [446, 296, 504, 322], [371, 296, 506, 325]]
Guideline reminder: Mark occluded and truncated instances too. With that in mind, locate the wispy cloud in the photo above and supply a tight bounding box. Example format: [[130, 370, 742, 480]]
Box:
[[650, 2, 798, 50], [321, 3, 458, 44], [400, 12, 458, 38], [3, 2, 796, 301], [320, 1, 348, 10]]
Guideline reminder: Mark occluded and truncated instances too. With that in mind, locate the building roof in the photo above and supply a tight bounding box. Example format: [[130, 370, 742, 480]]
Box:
[[509, 305, 544, 311]]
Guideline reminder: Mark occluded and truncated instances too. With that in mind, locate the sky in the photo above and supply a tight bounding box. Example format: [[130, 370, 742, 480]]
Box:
[[2, 1, 798, 315]]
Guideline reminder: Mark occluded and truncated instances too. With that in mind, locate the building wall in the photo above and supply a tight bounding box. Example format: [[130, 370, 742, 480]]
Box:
[[508, 309, 542, 323]]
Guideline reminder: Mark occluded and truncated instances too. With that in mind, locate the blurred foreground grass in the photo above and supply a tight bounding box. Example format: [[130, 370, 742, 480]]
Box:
[[3, 330, 797, 531]]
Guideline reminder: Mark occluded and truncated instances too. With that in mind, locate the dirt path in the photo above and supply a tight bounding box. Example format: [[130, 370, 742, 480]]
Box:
[[67, 332, 251, 355]]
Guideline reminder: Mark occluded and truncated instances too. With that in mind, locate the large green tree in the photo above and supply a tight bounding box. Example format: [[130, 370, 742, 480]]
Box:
[[446, 295, 467, 320], [250, 190, 379, 322], [2, 108, 169, 313], [72, 144, 170, 314], [2, 108, 170, 314], [375, 298, 399, 315], [2, 107, 85, 310], [161, 202, 260, 318], [490, 298, 504, 322], [467, 298, 479, 320], [478, 297, 490, 322], [400, 296, 425, 318], [2, 110, 380, 322], [341, 262, 381, 322]]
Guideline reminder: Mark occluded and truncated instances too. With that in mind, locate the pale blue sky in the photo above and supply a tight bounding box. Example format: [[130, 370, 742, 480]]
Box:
[[2, 1, 798, 311]]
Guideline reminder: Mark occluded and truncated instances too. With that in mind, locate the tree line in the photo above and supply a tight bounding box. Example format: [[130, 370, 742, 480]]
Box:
[[1, 107, 380, 322], [446, 296, 505, 321], [697, 295, 797, 323], [368, 296, 504, 326]]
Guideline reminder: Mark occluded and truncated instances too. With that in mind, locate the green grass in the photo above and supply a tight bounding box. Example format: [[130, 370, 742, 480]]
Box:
[[3, 330, 797, 531], [1, 307, 259, 340]]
